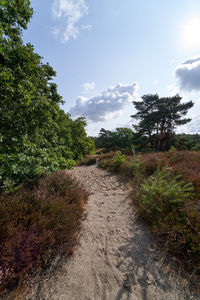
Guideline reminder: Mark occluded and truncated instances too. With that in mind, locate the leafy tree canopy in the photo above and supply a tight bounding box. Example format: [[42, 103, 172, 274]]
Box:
[[0, 0, 33, 40], [131, 94, 194, 150], [0, 0, 95, 188]]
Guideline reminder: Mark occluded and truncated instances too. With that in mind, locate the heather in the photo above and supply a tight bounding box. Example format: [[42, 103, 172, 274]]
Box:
[[0, 170, 88, 296], [98, 150, 200, 275]]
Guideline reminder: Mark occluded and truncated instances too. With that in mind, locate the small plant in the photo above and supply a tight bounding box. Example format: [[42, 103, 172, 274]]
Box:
[[113, 151, 126, 167], [169, 145, 177, 152], [3, 179, 16, 193], [140, 163, 194, 218], [99, 159, 108, 169], [128, 150, 144, 183]]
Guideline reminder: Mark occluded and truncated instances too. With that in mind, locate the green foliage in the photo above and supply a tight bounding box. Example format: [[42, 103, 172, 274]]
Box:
[[0, 0, 95, 188], [131, 94, 194, 151], [98, 159, 109, 169], [169, 145, 177, 152], [99, 151, 200, 273], [129, 156, 144, 184], [140, 163, 194, 217], [0, 0, 33, 40], [95, 127, 135, 151], [113, 151, 126, 166], [173, 134, 200, 151]]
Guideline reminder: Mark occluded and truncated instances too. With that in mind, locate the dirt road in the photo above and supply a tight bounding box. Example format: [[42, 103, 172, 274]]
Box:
[[23, 165, 195, 300]]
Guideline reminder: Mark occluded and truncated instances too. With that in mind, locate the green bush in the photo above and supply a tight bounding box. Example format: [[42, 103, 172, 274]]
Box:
[[169, 145, 177, 152], [129, 154, 144, 183], [99, 151, 200, 275], [0, 140, 76, 189], [113, 151, 126, 167], [139, 163, 194, 221], [98, 159, 109, 169]]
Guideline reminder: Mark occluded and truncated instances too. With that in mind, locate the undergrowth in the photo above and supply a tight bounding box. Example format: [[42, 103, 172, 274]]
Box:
[[98, 150, 200, 279], [78, 155, 97, 166], [0, 170, 88, 296]]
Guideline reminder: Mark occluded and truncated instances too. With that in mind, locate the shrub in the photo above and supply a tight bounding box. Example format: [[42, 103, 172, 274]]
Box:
[[99, 151, 200, 275], [141, 152, 168, 176], [113, 151, 126, 167], [0, 141, 76, 189], [138, 163, 200, 272], [78, 156, 97, 166], [98, 159, 109, 169], [169, 145, 177, 152], [139, 163, 194, 220], [0, 171, 88, 296]]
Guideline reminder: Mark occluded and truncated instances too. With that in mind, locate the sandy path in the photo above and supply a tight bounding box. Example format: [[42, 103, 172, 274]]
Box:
[[23, 165, 194, 300]]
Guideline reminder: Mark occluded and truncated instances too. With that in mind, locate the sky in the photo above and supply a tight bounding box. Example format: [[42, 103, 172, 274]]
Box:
[[23, 0, 200, 136]]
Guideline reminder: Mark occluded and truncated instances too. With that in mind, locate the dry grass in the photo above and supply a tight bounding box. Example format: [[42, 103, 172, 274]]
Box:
[[0, 170, 88, 296], [78, 155, 97, 166]]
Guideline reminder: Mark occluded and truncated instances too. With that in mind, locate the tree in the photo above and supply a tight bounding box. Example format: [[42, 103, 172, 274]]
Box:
[[0, 0, 33, 41], [131, 94, 194, 150], [114, 128, 134, 150], [0, 0, 95, 187], [95, 127, 135, 151], [70, 117, 95, 160]]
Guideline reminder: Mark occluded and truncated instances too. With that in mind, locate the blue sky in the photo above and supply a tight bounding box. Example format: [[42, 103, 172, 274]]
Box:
[[23, 0, 200, 135]]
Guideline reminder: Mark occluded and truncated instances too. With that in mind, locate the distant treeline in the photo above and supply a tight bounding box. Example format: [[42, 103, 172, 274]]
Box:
[[93, 128, 200, 152], [93, 94, 198, 152]]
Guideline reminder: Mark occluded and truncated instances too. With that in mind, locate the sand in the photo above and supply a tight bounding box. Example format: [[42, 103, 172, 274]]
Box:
[[20, 165, 196, 300]]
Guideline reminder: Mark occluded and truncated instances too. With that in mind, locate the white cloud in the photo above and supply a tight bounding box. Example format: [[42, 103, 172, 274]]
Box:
[[51, 27, 61, 38], [177, 115, 200, 134], [52, 0, 89, 42], [70, 82, 139, 122], [82, 82, 95, 94], [81, 24, 92, 31], [174, 56, 200, 91]]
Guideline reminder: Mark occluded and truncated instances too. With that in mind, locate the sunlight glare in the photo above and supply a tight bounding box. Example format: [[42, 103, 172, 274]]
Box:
[[182, 16, 200, 48]]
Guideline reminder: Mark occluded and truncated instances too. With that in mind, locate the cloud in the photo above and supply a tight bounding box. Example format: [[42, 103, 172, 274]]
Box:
[[81, 24, 92, 31], [70, 82, 139, 122], [177, 115, 200, 134], [82, 82, 95, 94], [174, 56, 200, 91], [52, 0, 88, 42]]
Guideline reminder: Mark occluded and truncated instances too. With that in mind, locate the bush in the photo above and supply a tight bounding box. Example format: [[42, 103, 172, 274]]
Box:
[[0, 140, 76, 189], [99, 150, 200, 275], [78, 156, 97, 166], [0, 171, 88, 296], [139, 163, 194, 220], [98, 159, 109, 169], [113, 151, 126, 168], [137, 163, 200, 272]]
